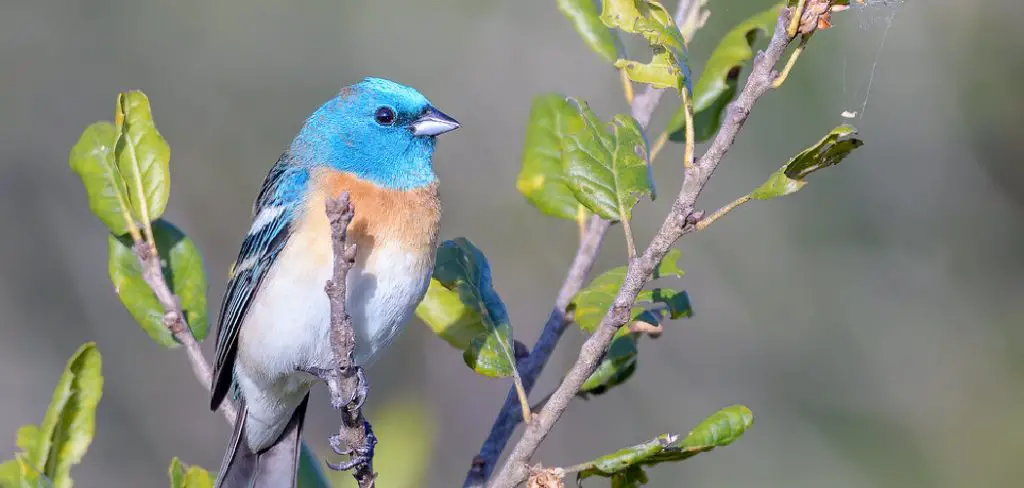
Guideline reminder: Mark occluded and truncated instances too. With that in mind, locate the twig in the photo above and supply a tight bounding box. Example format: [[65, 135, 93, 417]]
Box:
[[132, 240, 238, 425], [773, 33, 811, 88], [462, 3, 703, 486], [487, 11, 796, 488], [322, 193, 377, 488], [695, 194, 752, 232]]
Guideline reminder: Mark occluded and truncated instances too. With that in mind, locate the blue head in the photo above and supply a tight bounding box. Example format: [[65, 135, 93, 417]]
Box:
[[289, 78, 459, 190]]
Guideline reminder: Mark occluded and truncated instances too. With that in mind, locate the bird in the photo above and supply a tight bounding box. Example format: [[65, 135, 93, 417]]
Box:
[[209, 77, 459, 488]]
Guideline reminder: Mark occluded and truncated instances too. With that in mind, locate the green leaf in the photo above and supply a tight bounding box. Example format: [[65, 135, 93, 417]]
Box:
[[668, 3, 783, 142], [577, 434, 677, 481], [421, 238, 518, 378], [0, 459, 20, 485], [647, 405, 754, 463], [16, 426, 39, 455], [114, 91, 171, 225], [168, 458, 214, 488], [515, 94, 587, 221], [561, 101, 652, 222], [610, 466, 649, 488], [570, 249, 689, 333], [68, 121, 133, 235], [601, 0, 690, 90], [557, 0, 623, 63], [29, 343, 103, 488], [579, 334, 638, 395], [108, 219, 209, 347], [751, 125, 863, 199]]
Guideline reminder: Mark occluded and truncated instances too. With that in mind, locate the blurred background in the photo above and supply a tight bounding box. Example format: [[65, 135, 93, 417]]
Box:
[[2, 0, 1022, 486]]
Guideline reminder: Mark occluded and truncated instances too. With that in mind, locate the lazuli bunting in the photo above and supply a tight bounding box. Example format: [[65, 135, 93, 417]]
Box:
[[209, 78, 459, 487]]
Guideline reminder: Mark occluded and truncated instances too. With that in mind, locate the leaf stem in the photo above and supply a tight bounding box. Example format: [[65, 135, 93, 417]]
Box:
[[787, 0, 806, 39], [680, 85, 695, 169], [648, 131, 669, 163], [620, 69, 635, 104], [772, 33, 811, 88], [695, 194, 752, 231], [119, 96, 156, 247], [619, 209, 638, 260]]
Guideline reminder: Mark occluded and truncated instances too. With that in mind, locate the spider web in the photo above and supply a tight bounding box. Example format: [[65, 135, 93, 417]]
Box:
[[837, 0, 906, 124]]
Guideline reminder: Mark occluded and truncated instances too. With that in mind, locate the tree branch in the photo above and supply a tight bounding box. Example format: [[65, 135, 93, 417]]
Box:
[[132, 240, 238, 425], [486, 11, 796, 488], [322, 193, 377, 487], [462, 3, 705, 485]]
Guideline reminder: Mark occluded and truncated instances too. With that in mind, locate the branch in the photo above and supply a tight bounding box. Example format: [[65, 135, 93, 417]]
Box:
[[486, 11, 796, 488], [463, 3, 709, 485], [132, 240, 238, 425], [322, 193, 377, 487]]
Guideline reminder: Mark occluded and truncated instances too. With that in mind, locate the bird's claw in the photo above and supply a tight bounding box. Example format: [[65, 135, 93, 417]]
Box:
[[327, 421, 377, 472], [331, 367, 368, 410]]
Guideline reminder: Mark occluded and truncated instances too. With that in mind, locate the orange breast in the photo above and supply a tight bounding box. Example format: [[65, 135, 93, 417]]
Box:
[[292, 168, 442, 269]]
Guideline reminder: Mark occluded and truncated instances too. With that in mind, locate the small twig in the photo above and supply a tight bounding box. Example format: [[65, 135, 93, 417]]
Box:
[[648, 131, 669, 163], [487, 11, 796, 488], [323, 193, 377, 488], [132, 240, 237, 424], [787, 0, 807, 38], [680, 84, 696, 169], [695, 194, 752, 232], [619, 69, 635, 104], [773, 33, 811, 88]]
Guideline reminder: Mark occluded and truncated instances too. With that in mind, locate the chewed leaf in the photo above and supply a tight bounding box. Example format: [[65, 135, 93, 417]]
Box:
[[667, 3, 783, 142], [561, 101, 652, 222], [751, 125, 863, 199], [114, 90, 171, 225], [557, 0, 623, 63], [419, 238, 519, 378], [68, 121, 132, 235], [601, 0, 691, 90], [108, 219, 209, 347], [515, 94, 587, 220]]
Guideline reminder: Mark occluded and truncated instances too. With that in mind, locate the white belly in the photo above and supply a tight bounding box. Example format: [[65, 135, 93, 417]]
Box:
[[235, 242, 432, 449]]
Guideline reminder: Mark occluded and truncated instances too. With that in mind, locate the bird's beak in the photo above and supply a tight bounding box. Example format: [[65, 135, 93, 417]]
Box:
[[411, 107, 460, 137]]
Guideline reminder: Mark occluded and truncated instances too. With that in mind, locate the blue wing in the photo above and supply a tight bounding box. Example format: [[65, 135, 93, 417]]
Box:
[[210, 154, 308, 410]]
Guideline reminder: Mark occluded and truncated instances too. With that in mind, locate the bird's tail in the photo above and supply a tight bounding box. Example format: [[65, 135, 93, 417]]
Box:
[[214, 394, 309, 488]]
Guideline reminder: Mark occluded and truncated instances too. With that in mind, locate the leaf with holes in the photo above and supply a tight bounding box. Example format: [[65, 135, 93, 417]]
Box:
[[114, 90, 170, 226], [667, 3, 783, 142], [515, 94, 587, 221], [557, 0, 624, 63], [68, 121, 133, 235], [108, 219, 209, 347], [751, 125, 863, 199], [561, 101, 652, 222], [601, 0, 691, 90]]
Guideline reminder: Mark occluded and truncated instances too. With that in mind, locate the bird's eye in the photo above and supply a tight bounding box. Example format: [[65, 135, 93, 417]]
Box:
[[374, 107, 396, 126]]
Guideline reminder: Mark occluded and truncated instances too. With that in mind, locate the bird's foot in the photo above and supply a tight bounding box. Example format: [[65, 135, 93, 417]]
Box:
[[327, 420, 377, 471], [329, 366, 368, 411]]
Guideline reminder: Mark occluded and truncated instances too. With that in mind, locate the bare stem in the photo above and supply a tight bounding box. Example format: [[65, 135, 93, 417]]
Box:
[[695, 194, 752, 232], [131, 240, 237, 424], [323, 192, 376, 488], [788, 0, 807, 38], [680, 85, 696, 169], [486, 12, 796, 488], [773, 33, 811, 88]]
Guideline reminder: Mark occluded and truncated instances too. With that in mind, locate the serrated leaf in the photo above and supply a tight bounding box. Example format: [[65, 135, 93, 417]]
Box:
[[601, 0, 690, 90], [420, 238, 518, 378], [751, 125, 863, 199], [579, 334, 638, 395], [558, 0, 623, 63], [29, 343, 103, 488], [114, 91, 170, 225], [68, 122, 133, 235], [667, 3, 783, 143], [108, 219, 209, 347], [515, 94, 587, 221], [570, 249, 689, 333], [168, 458, 214, 488], [561, 102, 652, 222], [577, 434, 677, 481]]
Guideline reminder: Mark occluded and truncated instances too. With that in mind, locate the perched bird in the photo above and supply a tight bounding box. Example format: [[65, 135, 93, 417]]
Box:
[[210, 78, 459, 487]]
